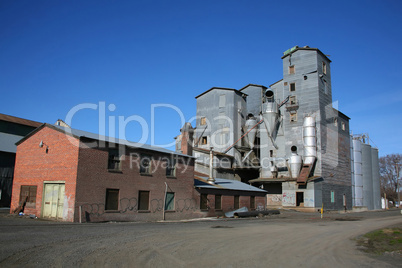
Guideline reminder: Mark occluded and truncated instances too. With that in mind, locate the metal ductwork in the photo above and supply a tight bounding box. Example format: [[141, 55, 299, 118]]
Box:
[[245, 114, 257, 149], [303, 116, 316, 165], [263, 89, 279, 135], [289, 146, 302, 179]]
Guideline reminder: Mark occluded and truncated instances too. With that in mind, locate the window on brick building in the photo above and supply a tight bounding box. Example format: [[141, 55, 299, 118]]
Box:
[[200, 194, 208, 210], [138, 191, 150, 210], [215, 195, 222, 210], [165, 157, 176, 177], [234, 195, 240, 209], [140, 155, 152, 175], [105, 189, 119, 210], [108, 149, 122, 171], [165, 192, 175, 211], [250, 196, 255, 209], [19, 185, 37, 208]]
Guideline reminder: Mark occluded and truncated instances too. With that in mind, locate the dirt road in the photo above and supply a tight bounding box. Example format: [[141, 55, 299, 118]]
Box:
[[0, 209, 401, 267]]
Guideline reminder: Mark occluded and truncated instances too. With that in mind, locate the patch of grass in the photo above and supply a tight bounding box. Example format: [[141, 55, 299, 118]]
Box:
[[356, 225, 402, 255]]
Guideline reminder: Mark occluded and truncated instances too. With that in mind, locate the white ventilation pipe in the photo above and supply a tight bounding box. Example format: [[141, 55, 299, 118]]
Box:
[[263, 89, 279, 135], [289, 146, 302, 179], [303, 116, 316, 165], [245, 114, 257, 149]]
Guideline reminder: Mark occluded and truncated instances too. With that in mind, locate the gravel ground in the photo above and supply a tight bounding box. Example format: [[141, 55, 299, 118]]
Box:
[[0, 208, 401, 267]]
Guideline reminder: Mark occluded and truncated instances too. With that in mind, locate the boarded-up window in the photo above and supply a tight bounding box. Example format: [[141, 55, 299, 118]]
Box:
[[290, 83, 296, 92], [200, 117, 206, 125], [105, 189, 119, 210], [234, 195, 240, 209], [289, 65, 295, 74], [215, 195, 222, 210], [250, 196, 255, 209], [140, 155, 152, 175], [165, 192, 175, 211], [290, 113, 297, 123], [138, 191, 150, 210], [200, 194, 208, 210], [108, 149, 122, 171], [20, 185, 37, 208]]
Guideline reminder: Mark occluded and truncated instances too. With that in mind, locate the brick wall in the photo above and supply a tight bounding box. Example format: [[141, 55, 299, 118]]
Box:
[[10, 126, 80, 221], [75, 139, 197, 222], [194, 188, 266, 217]]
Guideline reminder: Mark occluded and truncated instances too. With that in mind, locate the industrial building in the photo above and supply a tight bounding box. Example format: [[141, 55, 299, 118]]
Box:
[[10, 123, 266, 221], [0, 113, 42, 207], [176, 46, 381, 212]]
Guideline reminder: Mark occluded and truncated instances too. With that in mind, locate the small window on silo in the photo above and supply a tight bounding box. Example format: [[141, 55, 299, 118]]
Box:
[[289, 83, 296, 92], [341, 122, 346, 131], [323, 62, 327, 75], [334, 118, 338, 127], [200, 117, 206, 125], [289, 65, 295, 74], [290, 113, 297, 123], [201, 136, 208, 145], [289, 96, 297, 105]]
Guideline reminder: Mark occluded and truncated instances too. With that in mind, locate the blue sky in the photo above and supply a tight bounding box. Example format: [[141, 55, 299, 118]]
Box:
[[1, 0, 401, 156]]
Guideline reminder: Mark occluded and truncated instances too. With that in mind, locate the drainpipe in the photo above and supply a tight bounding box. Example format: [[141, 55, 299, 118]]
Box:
[[207, 147, 215, 184], [162, 182, 168, 221]]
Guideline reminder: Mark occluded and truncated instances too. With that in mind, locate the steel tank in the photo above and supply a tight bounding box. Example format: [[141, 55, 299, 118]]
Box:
[[263, 89, 278, 135], [352, 138, 363, 207], [303, 116, 316, 165], [361, 143, 373, 210], [371, 147, 381, 210], [350, 136, 355, 206], [289, 146, 302, 179], [245, 115, 257, 149]]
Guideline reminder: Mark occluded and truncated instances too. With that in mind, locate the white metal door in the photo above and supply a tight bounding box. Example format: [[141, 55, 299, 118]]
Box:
[[43, 183, 65, 219]]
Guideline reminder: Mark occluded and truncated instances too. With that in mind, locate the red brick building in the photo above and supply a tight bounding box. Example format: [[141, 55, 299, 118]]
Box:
[[11, 123, 267, 222], [10, 124, 199, 222]]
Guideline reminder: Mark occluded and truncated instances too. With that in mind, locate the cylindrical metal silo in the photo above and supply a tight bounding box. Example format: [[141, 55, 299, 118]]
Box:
[[263, 90, 278, 135], [362, 143, 374, 210], [303, 116, 316, 165], [371, 147, 381, 210], [350, 136, 355, 206], [289, 146, 302, 179], [245, 115, 257, 149], [352, 139, 363, 207]]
